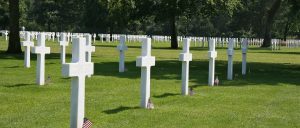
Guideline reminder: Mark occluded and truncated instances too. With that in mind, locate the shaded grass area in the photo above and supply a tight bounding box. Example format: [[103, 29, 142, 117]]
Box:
[[0, 37, 299, 128]]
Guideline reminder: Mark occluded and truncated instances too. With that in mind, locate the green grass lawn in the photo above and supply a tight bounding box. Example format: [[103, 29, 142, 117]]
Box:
[[0, 36, 299, 128]]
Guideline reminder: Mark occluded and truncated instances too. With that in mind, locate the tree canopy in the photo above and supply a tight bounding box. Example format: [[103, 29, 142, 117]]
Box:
[[1, 0, 299, 50]]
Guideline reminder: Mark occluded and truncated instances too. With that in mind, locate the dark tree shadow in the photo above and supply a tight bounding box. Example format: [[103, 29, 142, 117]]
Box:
[[94, 59, 300, 86], [3, 66, 20, 68], [102, 106, 140, 114], [252, 51, 300, 55], [95, 44, 210, 51], [0, 51, 71, 60], [153, 93, 180, 98], [4, 83, 32, 88]]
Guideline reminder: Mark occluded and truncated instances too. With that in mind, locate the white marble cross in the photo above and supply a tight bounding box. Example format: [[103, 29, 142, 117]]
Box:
[[227, 38, 234, 80], [242, 39, 248, 75], [179, 38, 192, 95], [56, 32, 60, 42], [4, 31, 8, 41], [85, 34, 95, 63], [31, 33, 51, 85], [208, 39, 217, 86], [62, 37, 94, 128], [59, 33, 69, 64], [117, 35, 128, 72], [21, 32, 34, 68], [136, 38, 155, 108]]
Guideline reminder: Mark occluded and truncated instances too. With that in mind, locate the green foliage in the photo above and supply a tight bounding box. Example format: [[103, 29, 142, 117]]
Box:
[[0, 0, 298, 39], [0, 0, 9, 29]]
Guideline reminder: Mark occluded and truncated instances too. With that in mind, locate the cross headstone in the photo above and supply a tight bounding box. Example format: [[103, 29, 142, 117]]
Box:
[[136, 38, 155, 108], [208, 39, 217, 86], [4, 31, 8, 41], [31, 33, 51, 85], [85, 34, 95, 63], [117, 35, 128, 72], [242, 39, 248, 75], [179, 38, 192, 95], [227, 38, 234, 80], [85, 34, 95, 77], [62, 37, 94, 128], [59, 33, 69, 64], [56, 32, 60, 42], [21, 32, 34, 68]]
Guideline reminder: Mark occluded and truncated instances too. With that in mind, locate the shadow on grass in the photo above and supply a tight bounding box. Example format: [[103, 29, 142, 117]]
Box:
[[252, 51, 300, 55], [94, 59, 300, 86], [102, 106, 140, 114], [95, 44, 211, 51], [4, 83, 32, 88], [153, 93, 180, 98], [3, 65, 20, 68], [0, 51, 71, 60]]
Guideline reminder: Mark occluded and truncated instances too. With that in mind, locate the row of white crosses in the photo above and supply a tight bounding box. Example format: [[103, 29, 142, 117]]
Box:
[[21, 32, 34, 68], [21, 32, 51, 85], [226, 39, 248, 79], [286, 39, 300, 48], [271, 39, 280, 51]]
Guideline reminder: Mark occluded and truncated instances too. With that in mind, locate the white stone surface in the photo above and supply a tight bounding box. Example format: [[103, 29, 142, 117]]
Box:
[[117, 35, 128, 72], [179, 38, 192, 95], [227, 38, 234, 80], [62, 37, 94, 128], [21, 32, 34, 68], [242, 39, 248, 75], [85, 34, 95, 62], [59, 33, 69, 64], [136, 38, 155, 108], [31, 33, 51, 85], [4, 31, 8, 40], [208, 39, 217, 86]]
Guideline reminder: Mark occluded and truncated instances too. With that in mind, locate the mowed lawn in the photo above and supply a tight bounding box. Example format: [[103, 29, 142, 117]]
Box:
[[0, 36, 299, 128]]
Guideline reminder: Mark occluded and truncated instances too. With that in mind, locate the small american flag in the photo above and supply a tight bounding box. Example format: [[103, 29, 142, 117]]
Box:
[[82, 118, 92, 128]]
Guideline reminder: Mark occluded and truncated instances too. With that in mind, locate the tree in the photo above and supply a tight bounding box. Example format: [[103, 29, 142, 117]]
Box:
[[6, 0, 21, 53], [262, 0, 282, 47], [0, 0, 9, 30]]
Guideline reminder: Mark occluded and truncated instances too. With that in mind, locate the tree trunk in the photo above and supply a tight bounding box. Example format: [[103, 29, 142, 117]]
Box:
[[47, 22, 51, 32], [283, 17, 291, 41], [262, 0, 282, 47], [170, 15, 178, 49], [6, 0, 21, 53]]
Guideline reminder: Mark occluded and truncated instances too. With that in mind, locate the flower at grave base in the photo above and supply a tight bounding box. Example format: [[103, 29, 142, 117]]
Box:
[[235, 73, 238, 78], [214, 76, 219, 86], [189, 87, 194, 96], [147, 98, 154, 110], [46, 75, 51, 84]]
